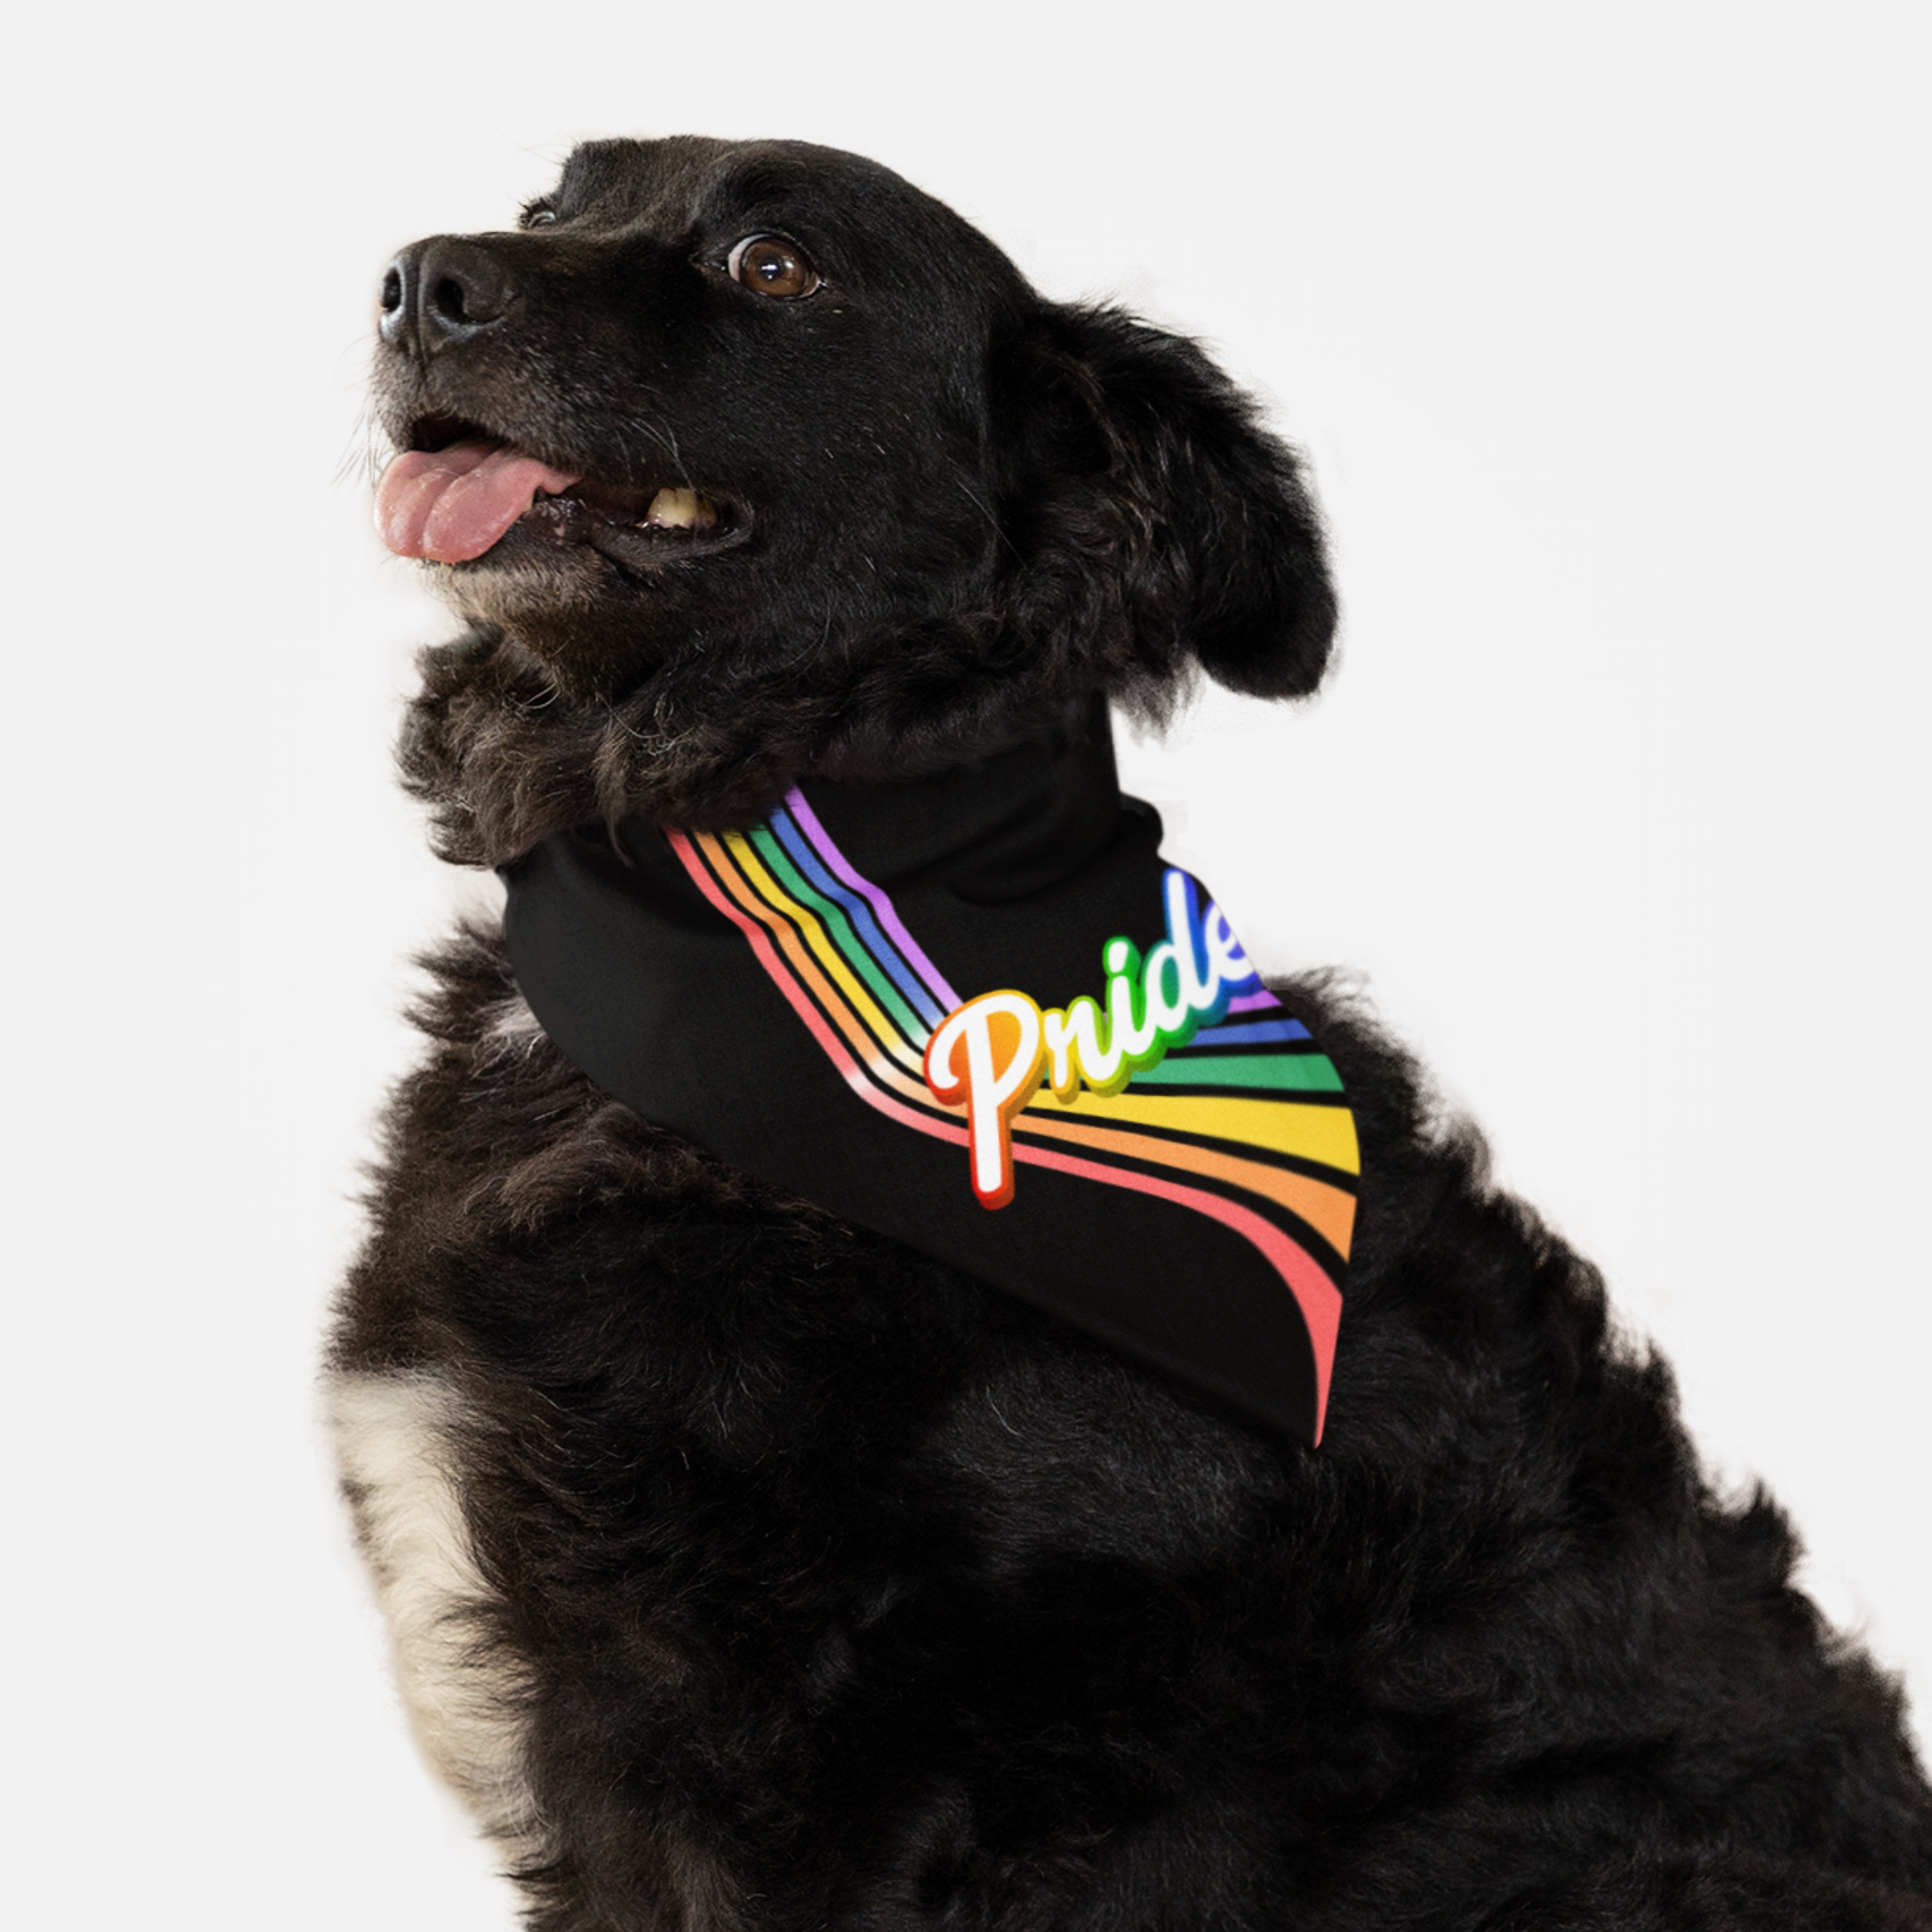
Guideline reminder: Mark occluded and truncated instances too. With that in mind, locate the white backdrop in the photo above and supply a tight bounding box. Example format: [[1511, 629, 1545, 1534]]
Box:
[[1, 4, 1926, 1925]]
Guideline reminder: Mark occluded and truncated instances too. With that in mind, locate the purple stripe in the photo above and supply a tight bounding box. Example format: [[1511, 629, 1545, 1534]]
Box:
[[1227, 989, 1279, 1014], [783, 788, 961, 1008]]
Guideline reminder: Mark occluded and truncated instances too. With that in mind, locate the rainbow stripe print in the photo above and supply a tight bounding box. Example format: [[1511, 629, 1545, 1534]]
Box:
[[667, 789, 1358, 1439]]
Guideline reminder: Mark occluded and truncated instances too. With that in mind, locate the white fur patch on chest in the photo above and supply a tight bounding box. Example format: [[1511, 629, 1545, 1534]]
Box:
[[328, 1369, 543, 1864]]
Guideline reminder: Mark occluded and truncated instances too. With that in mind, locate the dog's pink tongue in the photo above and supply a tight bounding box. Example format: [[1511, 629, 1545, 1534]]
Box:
[[375, 441, 582, 562]]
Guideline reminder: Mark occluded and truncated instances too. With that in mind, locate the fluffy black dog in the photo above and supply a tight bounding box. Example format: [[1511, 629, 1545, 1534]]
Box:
[[333, 135, 1932, 1931]]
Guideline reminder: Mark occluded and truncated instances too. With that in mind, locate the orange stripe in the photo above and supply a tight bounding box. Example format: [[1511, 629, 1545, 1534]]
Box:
[[724, 828, 926, 1074], [670, 830, 974, 1153], [1013, 1110, 1356, 1258], [693, 833, 941, 1109]]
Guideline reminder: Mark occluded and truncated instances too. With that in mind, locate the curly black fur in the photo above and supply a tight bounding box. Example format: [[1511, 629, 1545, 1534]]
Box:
[[335, 136, 1932, 1930]]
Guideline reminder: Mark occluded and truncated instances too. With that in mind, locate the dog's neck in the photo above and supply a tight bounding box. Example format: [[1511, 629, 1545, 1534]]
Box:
[[499, 701, 1358, 1444], [401, 618, 1140, 869], [762, 693, 1127, 910]]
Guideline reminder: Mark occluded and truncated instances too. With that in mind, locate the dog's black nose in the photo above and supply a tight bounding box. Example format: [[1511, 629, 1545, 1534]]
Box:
[[379, 239, 516, 355]]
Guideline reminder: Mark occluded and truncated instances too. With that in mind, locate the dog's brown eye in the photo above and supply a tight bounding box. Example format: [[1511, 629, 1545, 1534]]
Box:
[[727, 235, 819, 299], [521, 203, 558, 230]]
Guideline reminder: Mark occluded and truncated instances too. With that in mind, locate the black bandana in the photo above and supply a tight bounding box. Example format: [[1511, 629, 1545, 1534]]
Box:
[[501, 708, 1357, 1443]]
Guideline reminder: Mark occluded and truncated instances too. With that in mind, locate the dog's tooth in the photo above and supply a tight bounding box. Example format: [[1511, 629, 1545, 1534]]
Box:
[[644, 488, 717, 530]]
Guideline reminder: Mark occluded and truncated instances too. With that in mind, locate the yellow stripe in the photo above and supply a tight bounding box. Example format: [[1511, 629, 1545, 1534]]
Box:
[[720, 830, 925, 1074], [1030, 1084, 1361, 1176], [694, 834, 940, 1106]]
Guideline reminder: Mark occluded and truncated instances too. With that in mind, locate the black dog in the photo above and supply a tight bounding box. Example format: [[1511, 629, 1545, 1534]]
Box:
[[333, 136, 1932, 1930]]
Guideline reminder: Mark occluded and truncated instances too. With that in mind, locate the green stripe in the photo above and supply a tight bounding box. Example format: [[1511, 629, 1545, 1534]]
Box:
[[747, 824, 924, 1040], [1132, 1053, 1345, 1092]]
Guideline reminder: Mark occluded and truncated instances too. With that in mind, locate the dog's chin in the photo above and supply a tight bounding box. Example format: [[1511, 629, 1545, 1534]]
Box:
[[429, 505, 757, 690]]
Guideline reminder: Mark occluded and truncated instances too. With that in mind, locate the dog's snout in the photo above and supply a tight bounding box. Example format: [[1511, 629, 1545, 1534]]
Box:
[[379, 238, 516, 356]]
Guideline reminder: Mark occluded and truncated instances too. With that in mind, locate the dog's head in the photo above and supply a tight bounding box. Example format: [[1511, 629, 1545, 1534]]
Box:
[[373, 136, 1336, 862]]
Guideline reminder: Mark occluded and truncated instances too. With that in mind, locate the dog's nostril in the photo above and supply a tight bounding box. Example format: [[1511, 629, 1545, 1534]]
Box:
[[420, 242, 513, 341], [428, 275, 473, 327], [380, 237, 514, 355]]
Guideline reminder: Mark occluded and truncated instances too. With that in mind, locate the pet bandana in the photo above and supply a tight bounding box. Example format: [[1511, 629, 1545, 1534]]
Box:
[[501, 708, 1357, 1444]]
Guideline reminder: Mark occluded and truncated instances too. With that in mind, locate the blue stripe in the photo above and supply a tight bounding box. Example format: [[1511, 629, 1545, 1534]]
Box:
[[767, 808, 948, 1030], [1185, 1019, 1312, 1047]]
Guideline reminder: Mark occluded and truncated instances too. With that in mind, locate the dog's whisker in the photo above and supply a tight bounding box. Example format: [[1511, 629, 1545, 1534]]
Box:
[[955, 479, 1021, 561], [335, 399, 393, 491]]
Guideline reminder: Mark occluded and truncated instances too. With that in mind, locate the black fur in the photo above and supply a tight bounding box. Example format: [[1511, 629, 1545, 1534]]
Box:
[[336, 136, 1932, 1930]]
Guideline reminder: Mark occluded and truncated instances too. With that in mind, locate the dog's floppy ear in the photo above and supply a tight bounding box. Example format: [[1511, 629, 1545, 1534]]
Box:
[[1003, 303, 1337, 700]]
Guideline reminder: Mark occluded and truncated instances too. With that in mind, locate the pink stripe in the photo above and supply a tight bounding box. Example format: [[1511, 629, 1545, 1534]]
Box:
[[671, 827, 1336, 1441], [1007, 1141, 1341, 1441], [669, 830, 971, 1152], [782, 788, 960, 1009]]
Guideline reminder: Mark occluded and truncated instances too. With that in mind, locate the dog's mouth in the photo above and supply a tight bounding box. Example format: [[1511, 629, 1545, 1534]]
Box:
[[375, 415, 747, 571]]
